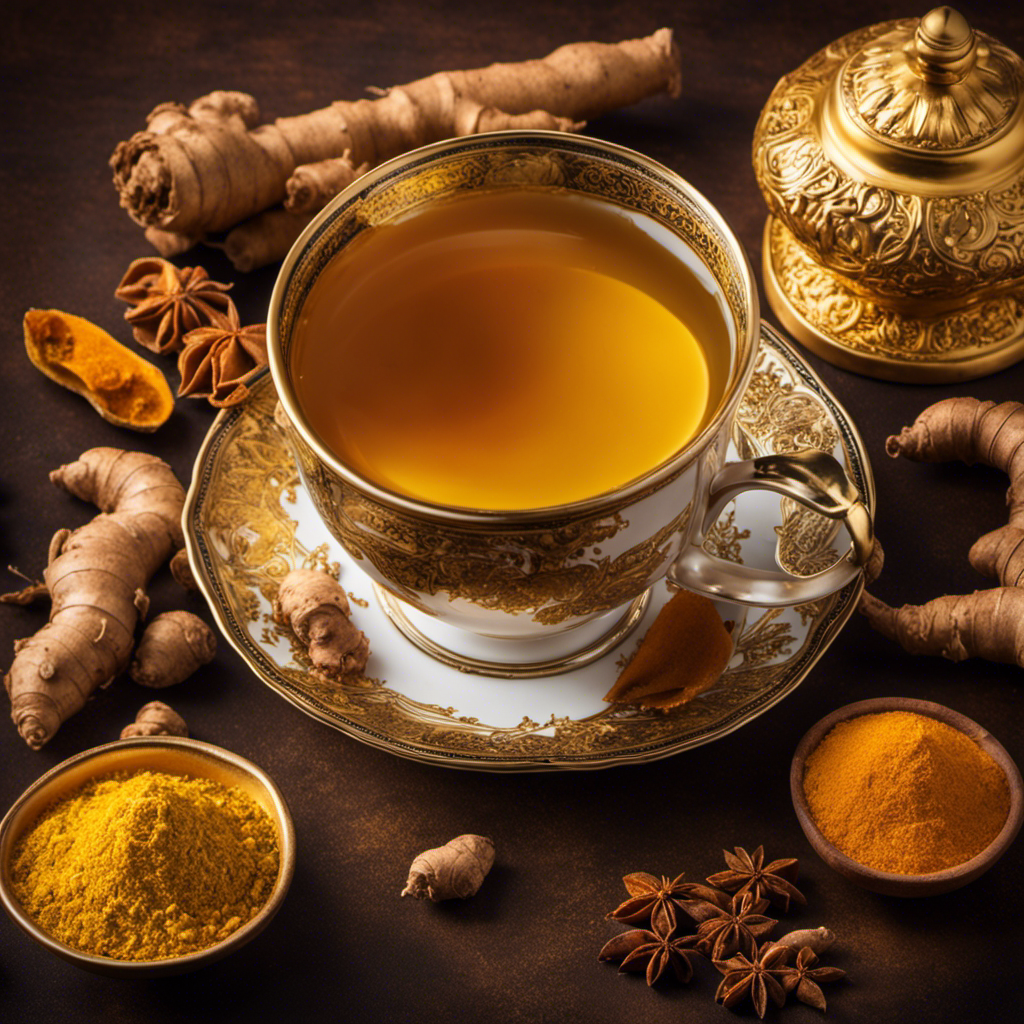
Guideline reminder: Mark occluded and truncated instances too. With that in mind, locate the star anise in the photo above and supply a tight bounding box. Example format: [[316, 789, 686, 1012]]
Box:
[[598, 917, 704, 987], [116, 257, 237, 354], [692, 891, 776, 960], [707, 845, 806, 912], [714, 941, 791, 1019], [607, 872, 724, 934], [777, 946, 846, 1011], [178, 319, 268, 408]]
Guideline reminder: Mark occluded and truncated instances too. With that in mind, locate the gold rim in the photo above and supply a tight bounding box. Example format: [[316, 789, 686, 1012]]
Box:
[[268, 129, 760, 525], [373, 584, 651, 678]]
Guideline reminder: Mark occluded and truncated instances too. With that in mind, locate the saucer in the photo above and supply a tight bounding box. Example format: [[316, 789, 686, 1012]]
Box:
[[183, 322, 874, 772]]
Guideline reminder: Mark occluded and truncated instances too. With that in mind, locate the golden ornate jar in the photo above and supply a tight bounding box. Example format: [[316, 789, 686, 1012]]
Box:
[[753, 6, 1024, 381]]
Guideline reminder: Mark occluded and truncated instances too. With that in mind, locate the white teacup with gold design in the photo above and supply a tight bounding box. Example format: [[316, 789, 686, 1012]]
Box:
[[269, 131, 872, 677]]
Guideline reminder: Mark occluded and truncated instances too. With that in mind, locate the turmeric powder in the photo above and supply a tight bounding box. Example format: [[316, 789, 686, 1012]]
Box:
[[10, 769, 279, 960], [802, 711, 1009, 875]]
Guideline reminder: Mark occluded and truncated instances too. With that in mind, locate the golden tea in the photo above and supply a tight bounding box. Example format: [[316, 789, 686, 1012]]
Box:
[[291, 189, 730, 510]]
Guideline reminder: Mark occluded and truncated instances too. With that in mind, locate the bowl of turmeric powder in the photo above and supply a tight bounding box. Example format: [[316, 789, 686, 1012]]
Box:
[[0, 737, 296, 975], [790, 697, 1023, 897]]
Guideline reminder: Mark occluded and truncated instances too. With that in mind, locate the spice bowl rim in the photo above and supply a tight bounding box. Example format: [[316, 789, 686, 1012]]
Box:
[[0, 736, 296, 976], [790, 697, 1024, 897]]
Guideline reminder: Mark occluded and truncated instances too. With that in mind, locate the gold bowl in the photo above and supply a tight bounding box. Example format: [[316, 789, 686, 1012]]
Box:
[[790, 697, 1023, 897], [0, 737, 296, 976]]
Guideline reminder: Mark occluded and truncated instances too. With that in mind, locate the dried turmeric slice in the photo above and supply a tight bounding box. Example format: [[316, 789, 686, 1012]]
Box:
[[23, 308, 173, 431], [604, 590, 734, 710]]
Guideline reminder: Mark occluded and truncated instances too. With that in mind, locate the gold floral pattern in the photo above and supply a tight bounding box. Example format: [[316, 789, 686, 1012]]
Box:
[[768, 217, 1024, 362], [183, 324, 872, 770], [753, 19, 1024, 303]]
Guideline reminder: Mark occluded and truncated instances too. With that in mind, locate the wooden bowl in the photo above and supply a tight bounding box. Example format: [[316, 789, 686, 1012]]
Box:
[[790, 697, 1023, 897], [0, 737, 296, 976]]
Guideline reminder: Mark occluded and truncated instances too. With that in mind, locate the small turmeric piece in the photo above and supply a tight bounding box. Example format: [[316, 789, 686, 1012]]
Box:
[[121, 700, 188, 738], [604, 590, 733, 709], [274, 569, 369, 678], [401, 834, 495, 901], [130, 611, 217, 688], [23, 309, 174, 431]]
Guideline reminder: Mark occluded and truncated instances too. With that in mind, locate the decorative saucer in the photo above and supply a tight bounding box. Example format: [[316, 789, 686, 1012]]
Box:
[[183, 322, 874, 772]]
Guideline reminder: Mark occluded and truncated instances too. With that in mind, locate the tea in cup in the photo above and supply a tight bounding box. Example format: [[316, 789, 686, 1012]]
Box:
[[269, 132, 871, 675]]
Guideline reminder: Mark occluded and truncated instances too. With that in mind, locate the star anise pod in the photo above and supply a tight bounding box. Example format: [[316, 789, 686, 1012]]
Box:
[[598, 917, 704, 987], [714, 940, 791, 1019], [178, 318, 268, 408], [777, 946, 846, 1011], [116, 257, 237, 354], [692, 891, 776, 960], [707, 845, 806, 912], [607, 872, 724, 934]]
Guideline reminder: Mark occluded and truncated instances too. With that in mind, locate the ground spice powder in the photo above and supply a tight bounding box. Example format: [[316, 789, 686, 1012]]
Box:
[[803, 710, 1010, 875], [11, 769, 279, 960]]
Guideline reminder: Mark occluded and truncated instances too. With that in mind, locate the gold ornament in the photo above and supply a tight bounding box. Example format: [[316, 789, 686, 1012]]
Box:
[[753, 7, 1024, 381]]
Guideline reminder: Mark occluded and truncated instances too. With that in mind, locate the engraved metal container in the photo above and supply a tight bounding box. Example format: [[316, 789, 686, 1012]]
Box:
[[753, 6, 1024, 381]]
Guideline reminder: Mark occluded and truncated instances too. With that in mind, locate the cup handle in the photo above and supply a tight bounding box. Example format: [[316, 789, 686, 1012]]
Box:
[[668, 448, 873, 607]]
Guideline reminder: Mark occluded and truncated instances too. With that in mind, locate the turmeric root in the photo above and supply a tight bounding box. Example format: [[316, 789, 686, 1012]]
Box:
[[860, 589, 1024, 667], [401, 834, 495, 901], [861, 397, 1024, 665], [274, 569, 369, 678], [4, 449, 185, 748], [110, 31, 680, 243], [130, 611, 216, 688], [121, 700, 188, 738], [284, 153, 370, 215], [169, 548, 199, 592], [886, 398, 1024, 587]]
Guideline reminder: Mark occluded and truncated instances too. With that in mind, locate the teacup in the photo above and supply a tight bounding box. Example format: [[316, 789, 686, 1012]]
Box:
[[269, 131, 872, 676]]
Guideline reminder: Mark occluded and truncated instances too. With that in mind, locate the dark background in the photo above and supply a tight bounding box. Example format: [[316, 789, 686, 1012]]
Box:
[[2, 1, 1022, 1021]]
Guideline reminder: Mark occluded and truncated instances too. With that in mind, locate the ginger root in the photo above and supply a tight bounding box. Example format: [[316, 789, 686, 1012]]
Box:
[[401, 834, 495, 901], [861, 398, 1024, 666], [861, 588, 1024, 666], [284, 153, 370, 215], [23, 309, 174, 432], [885, 398, 1024, 588], [130, 611, 217, 688], [4, 449, 185, 748], [219, 209, 315, 273], [169, 548, 199, 592], [274, 569, 369, 678], [110, 31, 681, 262], [121, 700, 188, 738]]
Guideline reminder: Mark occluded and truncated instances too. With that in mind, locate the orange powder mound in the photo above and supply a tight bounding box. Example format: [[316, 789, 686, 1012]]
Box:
[[802, 711, 1010, 875]]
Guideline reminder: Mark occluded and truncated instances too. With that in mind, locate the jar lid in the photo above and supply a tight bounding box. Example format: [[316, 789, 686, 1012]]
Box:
[[754, 7, 1024, 382], [820, 7, 1024, 196]]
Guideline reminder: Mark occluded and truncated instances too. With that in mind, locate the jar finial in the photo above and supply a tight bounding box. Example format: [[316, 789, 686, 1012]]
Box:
[[914, 6, 977, 83]]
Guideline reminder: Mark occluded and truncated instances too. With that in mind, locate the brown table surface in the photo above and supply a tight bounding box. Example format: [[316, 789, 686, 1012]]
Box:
[[2, 1, 1022, 1021]]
